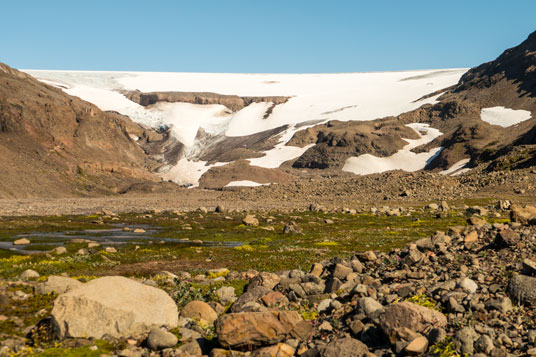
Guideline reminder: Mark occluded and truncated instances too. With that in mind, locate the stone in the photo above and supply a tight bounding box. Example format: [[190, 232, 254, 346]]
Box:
[[51, 276, 178, 338], [210, 349, 249, 357], [215, 205, 225, 213], [252, 343, 295, 357], [13, 238, 30, 245], [510, 204, 536, 224], [487, 297, 512, 313], [243, 215, 259, 226], [380, 301, 447, 337], [261, 291, 289, 308], [53, 246, 67, 254], [317, 299, 333, 313], [310, 263, 324, 277], [464, 231, 478, 244], [454, 326, 479, 355], [146, 327, 178, 350], [350, 258, 364, 273], [105, 247, 117, 253], [215, 286, 236, 305], [475, 334, 495, 354], [415, 237, 434, 252], [494, 229, 521, 248], [404, 336, 428, 355], [508, 273, 536, 304], [35, 276, 83, 295], [181, 301, 218, 324], [88, 242, 100, 248], [333, 264, 353, 280], [133, 228, 146, 233], [359, 297, 385, 321], [176, 340, 203, 356], [283, 221, 302, 234], [318, 321, 333, 331], [248, 272, 281, 291], [318, 337, 370, 356], [198, 207, 208, 214], [215, 311, 302, 348], [230, 286, 271, 313], [358, 251, 377, 261], [19, 269, 39, 280], [523, 259, 536, 276], [77, 248, 89, 255], [457, 278, 478, 294], [402, 246, 424, 266]]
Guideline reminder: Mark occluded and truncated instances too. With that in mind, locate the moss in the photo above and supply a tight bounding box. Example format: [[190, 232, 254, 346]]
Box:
[[406, 294, 442, 311]]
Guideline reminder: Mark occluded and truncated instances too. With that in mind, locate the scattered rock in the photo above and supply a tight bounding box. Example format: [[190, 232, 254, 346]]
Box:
[[146, 327, 178, 351]]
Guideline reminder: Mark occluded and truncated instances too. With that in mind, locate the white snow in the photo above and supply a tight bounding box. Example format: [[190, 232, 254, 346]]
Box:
[[23, 68, 468, 184], [160, 158, 225, 188], [440, 158, 471, 176], [342, 123, 443, 175], [225, 180, 268, 187], [480, 106, 532, 127]]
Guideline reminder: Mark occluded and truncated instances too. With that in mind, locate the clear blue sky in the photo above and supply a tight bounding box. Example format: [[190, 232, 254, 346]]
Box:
[[1, 0, 535, 73]]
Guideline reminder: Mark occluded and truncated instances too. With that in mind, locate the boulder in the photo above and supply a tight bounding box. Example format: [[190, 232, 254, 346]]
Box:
[[404, 336, 429, 355], [511, 204, 536, 224], [35, 276, 83, 295], [181, 301, 218, 324], [494, 229, 521, 248], [454, 326, 479, 355], [230, 286, 271, 313], [215, 286, 236, 305], [243, 215, 259, 227], [508, 273, 536, 304], [215, 311, 302, 348], [318, 337, 370, 356], [53, 246, 67, 254], [51, 276, 178, 338], [248, 272, 281, 291], [380, 301, 447, 337], [252, 343, 295, 357], [19, 269, 39, 280], [13, 238, 30, 245], [333, 264, 353, 280], [283, 221, 302, 234], [146, 327, 178, 350]]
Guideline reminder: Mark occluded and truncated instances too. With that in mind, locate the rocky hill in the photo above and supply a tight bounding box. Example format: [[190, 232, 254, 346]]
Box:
[[0, 63, 163, 198], [289, 30, 536, 174]]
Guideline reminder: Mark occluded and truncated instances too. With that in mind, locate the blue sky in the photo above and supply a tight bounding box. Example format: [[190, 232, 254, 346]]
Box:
[[1, 1, 535, 73]]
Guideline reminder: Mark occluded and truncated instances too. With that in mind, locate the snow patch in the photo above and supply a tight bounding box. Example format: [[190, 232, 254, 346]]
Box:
[[342, 123, 443, 175], [480, 107, 532, 127], [160, 159, 225, 188], [440, 158, 471, 176], [225, 180, 268, 187]]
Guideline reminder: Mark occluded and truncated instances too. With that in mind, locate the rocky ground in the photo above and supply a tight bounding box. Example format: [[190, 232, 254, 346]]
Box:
[[0, 163, 534, 216], [1, 203, 536, 356]]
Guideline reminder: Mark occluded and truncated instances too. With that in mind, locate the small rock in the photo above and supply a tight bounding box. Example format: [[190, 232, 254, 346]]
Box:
[[13, 238, 30, 245], [19, 269, 39, 280], [104, 247, 117, 253], [181, 301, 218, 324], [133, 228, 146, 233], [454, 326, 478, 355], [283, 221, 302, 234], [404, 336, 428, 355], [146, 327, 178, 350], [53, 246, 67, 254], [457, 278, 478, 294], [243, 215, 259, 227]]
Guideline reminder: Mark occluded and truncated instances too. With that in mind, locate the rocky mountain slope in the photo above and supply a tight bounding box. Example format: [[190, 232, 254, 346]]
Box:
[[0, 63, 163, 198]]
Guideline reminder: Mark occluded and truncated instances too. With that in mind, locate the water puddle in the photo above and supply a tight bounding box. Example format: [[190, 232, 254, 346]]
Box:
[[1, 224, 243, 255]]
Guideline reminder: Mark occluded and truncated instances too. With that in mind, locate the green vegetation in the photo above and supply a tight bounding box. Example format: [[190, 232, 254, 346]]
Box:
[[406, 294, 442, 311], [0, 206, 509, 278]]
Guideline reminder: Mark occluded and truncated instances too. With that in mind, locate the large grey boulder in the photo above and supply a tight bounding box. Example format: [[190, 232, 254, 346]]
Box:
[[380, 301, 447, 337], [51, 276, 178, 339]]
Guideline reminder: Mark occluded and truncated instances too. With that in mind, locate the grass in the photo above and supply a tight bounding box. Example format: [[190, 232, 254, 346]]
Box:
[[0, 205, 510, 278]]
